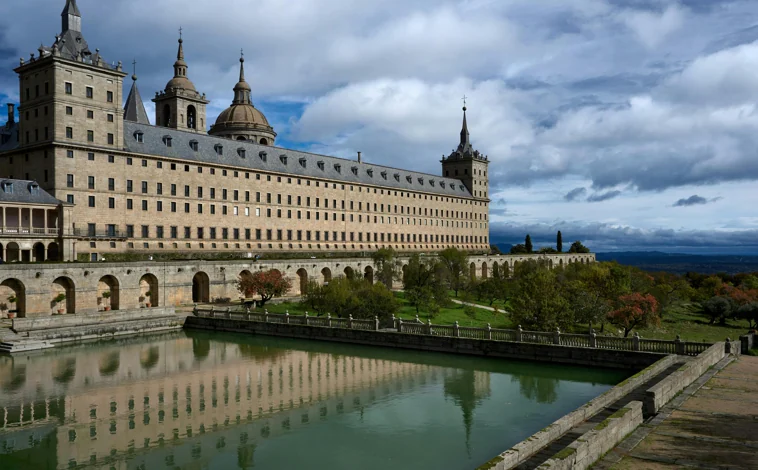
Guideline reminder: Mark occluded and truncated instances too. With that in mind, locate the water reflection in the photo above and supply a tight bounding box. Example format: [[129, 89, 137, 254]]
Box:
[[0, 331, 628, 470]]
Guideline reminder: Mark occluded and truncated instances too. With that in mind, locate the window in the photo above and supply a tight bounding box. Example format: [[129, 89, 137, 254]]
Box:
[[87, 110, 94, 119], [156, 226, 164, 239], [88, 176, 95, 189], [66, 127, 73, 139], [214, 144, 223, 156], [133, 132, 143, 143], [88, 152, 95, 161], [87, 130, 94, 142], [127, 199, 133, 210], [66, 194, 74, 204], [171, 202, 176, 212], [189, 140, 198, 151], [162, 135, 172, 147], [88, 196, 95, 207], [108, 197, 115, 209], [142, 200, 148, 211], [142, 159, 148, 167], [66, 174, 74, 188], [65, 82, 72, 94], [107, 91, 114, 102], [65, 106, 73, 115], [184, 185, 190, 197], [157, 183, 163, 195], [171, 184, 176, 196], [126, 180, 133, 192], [170, 226, 178, 238], [108, 154, 115, 163], [141, 225, 149, 238], [142, 181, 148, 193], [67, 150, 74, 158], [157, 201, 163, 212], [86, 87, 93, 99], [107, 114, 114, 122]]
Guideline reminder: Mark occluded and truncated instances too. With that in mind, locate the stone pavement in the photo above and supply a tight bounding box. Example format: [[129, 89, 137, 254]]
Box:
[[600, 355, 758, 469]]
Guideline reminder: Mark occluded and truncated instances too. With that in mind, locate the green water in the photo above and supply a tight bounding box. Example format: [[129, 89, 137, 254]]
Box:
[[0, 331, 629, 470]]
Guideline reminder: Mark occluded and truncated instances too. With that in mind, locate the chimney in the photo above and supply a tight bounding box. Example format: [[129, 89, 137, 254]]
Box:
[[6, 104, 15, 125], [357, 151, 362, 163]]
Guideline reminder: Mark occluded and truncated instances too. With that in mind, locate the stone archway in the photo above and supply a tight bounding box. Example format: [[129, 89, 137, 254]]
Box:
[[139, 273, 159, 307], [492, 262, 500, 278], [47, 242, 60, 261], [239, 270, 253, 298], [344, 266, 355, 280], [364, 266, 374, 284], [192, 272, 210, 303], [321, 267, 332, 285], [6, 242, 19, 263], [481, 262, 488, 279], [33, 242, 45, 262], [0, 278, 25, 318], [296, 268, 308, 295], [52, 276, 75, 314], [98, 275, 120, 311], [469, 262, 476, 281]]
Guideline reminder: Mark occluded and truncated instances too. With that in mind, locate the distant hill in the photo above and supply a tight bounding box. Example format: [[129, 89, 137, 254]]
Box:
[[492, 245, 758, 274], [596, 252, 758, 274]]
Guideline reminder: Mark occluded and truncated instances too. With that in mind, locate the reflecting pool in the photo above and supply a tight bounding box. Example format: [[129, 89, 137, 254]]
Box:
[[0, 331, 629, 469]]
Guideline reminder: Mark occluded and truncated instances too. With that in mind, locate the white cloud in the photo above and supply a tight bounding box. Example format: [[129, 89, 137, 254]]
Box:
[[618, 4, 686, 49]]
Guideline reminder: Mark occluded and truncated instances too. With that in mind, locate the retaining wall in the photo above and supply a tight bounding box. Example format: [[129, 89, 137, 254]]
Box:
[[184, 316, 665, 369], [537, 401, 644, 470], [12, 307, 174, 332], [486, 355, 676, 469], [643, 342, 725, 416]]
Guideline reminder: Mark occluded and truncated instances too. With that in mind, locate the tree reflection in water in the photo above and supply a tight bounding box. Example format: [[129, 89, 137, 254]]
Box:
[[512, 375, 559, 404], [193, 338, 211, 361], [443, 369, 491, 454], [139, 347, 160, 371], [53, 358, 76, 385], [98, 351, 120, 377], [237, 443, 256, 469]]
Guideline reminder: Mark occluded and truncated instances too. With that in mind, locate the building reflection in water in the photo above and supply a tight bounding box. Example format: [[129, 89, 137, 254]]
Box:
[[0, 331, 493, 469]]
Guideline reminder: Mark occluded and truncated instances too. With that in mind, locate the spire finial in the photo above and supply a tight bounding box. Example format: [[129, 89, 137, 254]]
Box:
[[462, 94, 467, 111], [239, 49, 246, 82], [132, 59, 137, 81], [179, 26, 183, 41]]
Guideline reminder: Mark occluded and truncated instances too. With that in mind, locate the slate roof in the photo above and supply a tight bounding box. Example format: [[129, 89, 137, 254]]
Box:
[[0, 179, 62, 205], [0, 122, 18, 153], [123, 78, 150, 125], [124, 121, 473, 198]]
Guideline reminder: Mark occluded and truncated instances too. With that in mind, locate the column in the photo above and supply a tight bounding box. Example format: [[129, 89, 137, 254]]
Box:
[[1, 206, 5, 232], [44, 208, 48, 234]]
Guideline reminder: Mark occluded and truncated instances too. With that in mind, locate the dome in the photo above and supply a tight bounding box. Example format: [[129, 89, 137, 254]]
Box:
[[215, 104, 269, 127], [165, 76, 196, 92]]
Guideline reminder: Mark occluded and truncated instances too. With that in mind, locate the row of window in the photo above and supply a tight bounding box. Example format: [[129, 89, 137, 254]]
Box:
[[24, 82, 114, 102], [60, 151, 485, 206], [110, 241, 486, 251], [89, 223, 488, 245]]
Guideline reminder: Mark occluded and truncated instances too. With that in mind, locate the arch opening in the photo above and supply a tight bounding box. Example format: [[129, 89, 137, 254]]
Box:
[[192, 271, 210, 303], [187, 105, 197, 130], [364, 266, 374, 284], [52, 276, 75, 314], [296, 268, 308, 295], [139, 273, 159, 307], [6, 242, 19, 263], [0, 278, 26, 318], [47, 242, 60, 261], [481, 262, 488, 279], [469, 262, 476, 281], [321, 267, 332, 285], [98, 275, 120, 311], [33, 242, 45, 263], [344, 266, 355, 280]]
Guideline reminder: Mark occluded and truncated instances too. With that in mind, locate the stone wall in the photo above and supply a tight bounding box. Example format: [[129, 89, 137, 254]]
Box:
[[536, 401, 644, 470], [0, 252, 595, 317], [184, 316, 662, 369], [741, 332, 755, 354], [12, 306, 174, 332], [643, 342, 725, 416], [491, 355, 676, 469]]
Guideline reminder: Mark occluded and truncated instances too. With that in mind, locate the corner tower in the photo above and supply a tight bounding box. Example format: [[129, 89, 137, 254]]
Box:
[[152, 33, 209, 133], [441, 104, 489, 200], [209, 53, 276, 145]]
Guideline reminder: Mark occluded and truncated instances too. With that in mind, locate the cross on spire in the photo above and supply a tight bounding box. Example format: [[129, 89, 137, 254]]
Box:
[[131, 59, 137, 81], [462, 94, 467, 109], [179, 26, 183, 39]]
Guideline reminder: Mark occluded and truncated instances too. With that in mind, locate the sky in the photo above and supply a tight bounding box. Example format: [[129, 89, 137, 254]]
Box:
[[1, 0, 758, 254]]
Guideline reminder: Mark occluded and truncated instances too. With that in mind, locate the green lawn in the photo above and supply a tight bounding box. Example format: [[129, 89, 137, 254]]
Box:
[[243, 297, 750, 344], [250, 292, 512, 328]]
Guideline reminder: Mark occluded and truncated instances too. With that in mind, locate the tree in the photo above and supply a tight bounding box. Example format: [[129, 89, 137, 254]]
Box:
[[700, 296, 733, 325], [237, 269, 292, 307], [301, 279, 328, 315], [568, 241, 590, 253], [736, 302, 758, 329], [557, 231, 563, 253], [607, 293, 660, 337], [403, 254, 448, 316], [525, 234, 533, 253], [372, 247, 400, 288], [510, 244, 528, 254], [538, 247, 558, 254], [511, 265, 572, 330], [439, 247, 469, 297]]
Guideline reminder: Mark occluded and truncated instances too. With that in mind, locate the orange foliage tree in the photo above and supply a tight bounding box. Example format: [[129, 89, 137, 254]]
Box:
[[607, 293, 660, 337], [237, 270, 292, 307]]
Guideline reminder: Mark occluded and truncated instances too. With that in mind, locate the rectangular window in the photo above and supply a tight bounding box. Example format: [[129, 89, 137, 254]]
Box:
[[127, 157, 133, 165], [87, 110, 94, 119], [170, 202, 176, 212], [107, 114, 114, 122], [255, 229, 261, 240], [234, 190, 239, 201], [66, 174, 74, 188], [66, 194, 74, 204], [88, 196, 95, 207], [222, 228, 229, 240], [210, 228, 217, 239], [197, 204, 203, 214], [157, 183, 163, 195], [141, 225, 149, 238], [88, 176, 95, 189], [142, 200, 148, 211], [156, 226, 164, 238], [184, 227, 191, 239], [127, 199, 133, 210], [126, 180, 133, 192], [107, 91, 114, 103], [65, 106, 73, 115], [171, 184, 176, 196], [88, 152, 95, 161], [86, 86, 93, 99], [141, 181, 148, 193], [170, 226, 178, 239], [156, 201, 163, 212], [184, 185, 190, 197], [65, 82, 73, 94], [66, 127, 73, 139], [108, 154, 115, 163], [126, 225, 134, 238], [108, 197, 115, 209], [185, 203, 190, 213], [87, 130, 94, 142]]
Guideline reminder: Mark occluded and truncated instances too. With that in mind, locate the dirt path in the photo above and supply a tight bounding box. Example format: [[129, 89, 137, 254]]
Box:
[[605, 355, 758, 469]]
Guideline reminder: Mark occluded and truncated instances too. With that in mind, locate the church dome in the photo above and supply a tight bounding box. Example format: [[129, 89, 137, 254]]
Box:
[[165, 75, 196, 92], [209, 55, 276, 144], [164, 38, 196, 92]]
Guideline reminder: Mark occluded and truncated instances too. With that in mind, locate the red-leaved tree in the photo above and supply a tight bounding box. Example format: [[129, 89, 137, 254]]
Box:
[[607, 293, 660, 337], [237, 270, 292, 307]]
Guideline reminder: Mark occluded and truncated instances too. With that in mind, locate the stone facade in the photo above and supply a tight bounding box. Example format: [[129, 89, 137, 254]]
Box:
[[0, 252, 595, 317], [0, 1, 491, 261]]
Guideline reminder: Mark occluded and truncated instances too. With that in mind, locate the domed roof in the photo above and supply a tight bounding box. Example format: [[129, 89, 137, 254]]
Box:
[[165, 76, 196, 92], [215, 104, 269, 127], [165, 37, 196, 92]]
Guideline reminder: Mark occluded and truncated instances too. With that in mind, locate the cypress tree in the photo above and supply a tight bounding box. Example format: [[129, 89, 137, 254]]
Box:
[[525, 234, 533, 253], [557, 231, 563, 253]]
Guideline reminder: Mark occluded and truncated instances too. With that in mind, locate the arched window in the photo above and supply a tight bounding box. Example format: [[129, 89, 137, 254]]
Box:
[[259, 137, 268, 146], [187, 105, 197, 130], [162, 105, 171, 127], [236, 136, 246, 141]]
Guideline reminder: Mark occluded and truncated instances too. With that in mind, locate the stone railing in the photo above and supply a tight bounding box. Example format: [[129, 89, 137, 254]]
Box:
[[192, 307, 711, 356]]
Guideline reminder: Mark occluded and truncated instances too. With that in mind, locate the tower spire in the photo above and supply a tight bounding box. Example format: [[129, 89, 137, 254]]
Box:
[[62, 0, 82, 33], [459, 97, 471, 152], [173, 30, 187, 79], [232, 51, 252, 105]]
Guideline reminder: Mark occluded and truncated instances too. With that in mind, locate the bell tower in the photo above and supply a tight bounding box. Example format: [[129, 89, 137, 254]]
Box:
[[152, 32, 209, 133], [441, 103, 489, 200]]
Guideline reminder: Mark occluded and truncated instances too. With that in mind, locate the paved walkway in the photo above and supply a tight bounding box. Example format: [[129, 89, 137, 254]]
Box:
[[450, 299, 500, 312], [600, 355, 758, 469]]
